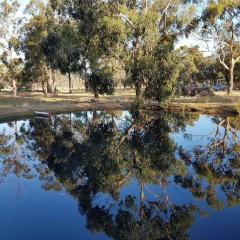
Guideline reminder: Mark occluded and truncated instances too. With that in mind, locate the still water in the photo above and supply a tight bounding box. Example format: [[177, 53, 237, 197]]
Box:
[[0, 111, 240, 240]]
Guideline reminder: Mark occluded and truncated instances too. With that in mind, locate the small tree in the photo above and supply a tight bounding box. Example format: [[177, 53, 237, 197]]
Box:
[[86, 66, 115, 98], [145, 39, 182, 102], [1, 50, 22, 95]]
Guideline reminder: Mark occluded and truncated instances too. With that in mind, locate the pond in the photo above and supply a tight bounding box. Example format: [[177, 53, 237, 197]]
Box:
[[0, 110, 240, 240]]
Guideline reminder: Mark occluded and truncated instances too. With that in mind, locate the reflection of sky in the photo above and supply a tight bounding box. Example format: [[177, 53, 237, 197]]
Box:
[[172, 115, 217, 149]]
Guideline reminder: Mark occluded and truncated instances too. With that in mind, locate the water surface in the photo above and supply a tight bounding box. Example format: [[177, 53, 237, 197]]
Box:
[[0, 111, 240, 240]]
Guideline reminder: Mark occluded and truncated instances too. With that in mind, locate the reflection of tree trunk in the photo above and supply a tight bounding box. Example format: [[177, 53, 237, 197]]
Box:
[[116, 124, 136, 150], [140, 182, 145, 220], [209, 117, 238, 154], [116, 170, 133, 189], [68, 71, 72, 94], [12, 79, 17, 96], [69, 113, 73, 131], [53, 116, 57, 131], [14, 121, 18, 138], [85, 112, 88, 123]]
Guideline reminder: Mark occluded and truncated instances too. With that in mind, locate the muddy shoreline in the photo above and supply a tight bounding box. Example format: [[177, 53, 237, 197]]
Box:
[[0, 99, 238, 123]]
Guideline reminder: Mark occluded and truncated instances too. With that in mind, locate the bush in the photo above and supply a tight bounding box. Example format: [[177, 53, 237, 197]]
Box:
[[86, 66, 116, 97]]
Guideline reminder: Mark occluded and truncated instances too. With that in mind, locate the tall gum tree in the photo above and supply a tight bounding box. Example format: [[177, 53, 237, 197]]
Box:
[[59, 0, 127, 97], [201, 0, 240, 94], [59, 0, 201, 99], [42, 22, 83, 94], [111, 0, 202, 98], [21, 0, 58, 95]]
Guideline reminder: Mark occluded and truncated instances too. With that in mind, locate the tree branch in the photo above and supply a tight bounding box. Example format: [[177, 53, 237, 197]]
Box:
[[158, 0, 173, 26], [117, 13, 135, 29], [234, 56, 240, 64]]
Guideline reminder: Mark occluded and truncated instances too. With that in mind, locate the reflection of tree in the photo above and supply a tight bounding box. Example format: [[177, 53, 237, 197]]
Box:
[[208, 117, 238, 154], [177, 116, 240, 209], [17, 111, 200, 239], [4, 112, 240, 238], [0, 122, 34, 184], [83, 197, 197, 240], [0, 132, 13, 156]]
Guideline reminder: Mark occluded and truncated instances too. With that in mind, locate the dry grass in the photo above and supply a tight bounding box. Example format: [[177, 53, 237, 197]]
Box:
[[0, 89, 240, 121], [0, 90, 135, 121], [173, 91, 240, 104]]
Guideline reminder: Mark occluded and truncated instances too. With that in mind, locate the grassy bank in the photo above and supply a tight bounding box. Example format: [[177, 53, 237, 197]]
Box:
[[0, 90, 134, 121], [0, 90, 240, 121]]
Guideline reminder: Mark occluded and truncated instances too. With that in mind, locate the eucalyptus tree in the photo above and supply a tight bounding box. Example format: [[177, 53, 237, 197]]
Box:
[[42, 22, 83, 93], [21, 0, 57, 94], [171, 46, 198, 96], [174, 46, 221, 96], [57, 0, 200, 100], [54, 0, 126, 97], [200, 0, 240, 93], [0, 0, 22, 96], [111, 0, 201, 99]]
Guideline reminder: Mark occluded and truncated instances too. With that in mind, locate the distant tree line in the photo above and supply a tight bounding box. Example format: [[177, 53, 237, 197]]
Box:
[[0, 0, 240, 100]]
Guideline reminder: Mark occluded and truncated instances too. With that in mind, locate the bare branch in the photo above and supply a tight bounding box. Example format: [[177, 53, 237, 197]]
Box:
[[218, 56, 229, 70], [117, 13, 135, 29], [158, 0, 173, 26], [234, 56, 240, 64]]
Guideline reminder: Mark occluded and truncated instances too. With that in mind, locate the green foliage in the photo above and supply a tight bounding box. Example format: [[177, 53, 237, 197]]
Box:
[[86, 66, 116, 97], [42, 24, 83, 75], [131, 97, 144, 112], [20, 7, 50, 89], [58, 0, 200, 100], [0, 0, 22, 95], [3, 0, 238, 99], [145, 39, 180, 102]]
